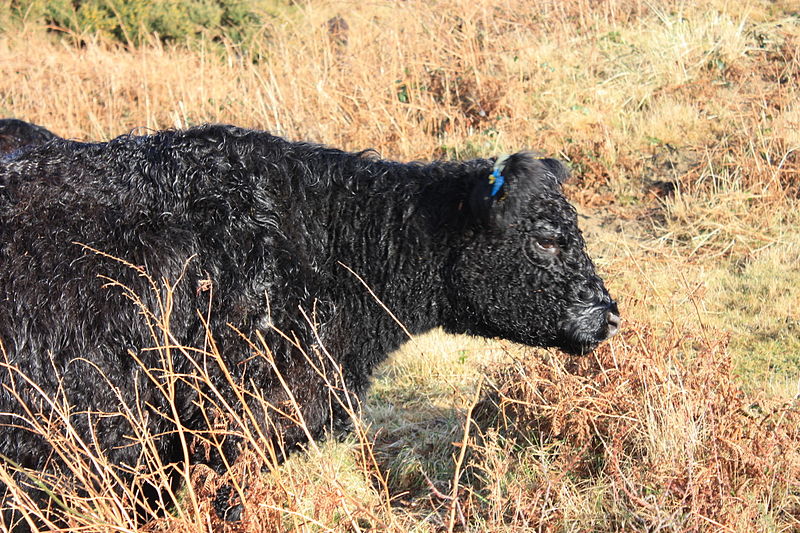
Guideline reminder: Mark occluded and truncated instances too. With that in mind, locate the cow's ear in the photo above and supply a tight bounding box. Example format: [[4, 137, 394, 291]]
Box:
[[469, 153, 569, 228]]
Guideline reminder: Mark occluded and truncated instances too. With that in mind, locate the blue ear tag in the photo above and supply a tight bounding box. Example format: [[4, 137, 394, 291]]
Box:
[[489, 155, 509, 197], [489, 168, 504, 196]]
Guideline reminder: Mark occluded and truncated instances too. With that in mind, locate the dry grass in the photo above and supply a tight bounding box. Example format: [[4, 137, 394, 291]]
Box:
[[474, 321, 800, 531], [0, 0, 799, 531]]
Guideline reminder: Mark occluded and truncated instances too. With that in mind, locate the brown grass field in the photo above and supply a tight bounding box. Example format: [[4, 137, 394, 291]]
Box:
[[0, 0, 799, 531]]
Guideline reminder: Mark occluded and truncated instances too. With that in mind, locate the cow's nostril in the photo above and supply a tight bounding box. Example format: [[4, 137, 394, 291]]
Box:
[[605, 309, 621, 339]]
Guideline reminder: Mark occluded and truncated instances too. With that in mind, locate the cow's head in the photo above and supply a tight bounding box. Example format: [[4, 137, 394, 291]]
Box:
[[443, 153, 619, 355]]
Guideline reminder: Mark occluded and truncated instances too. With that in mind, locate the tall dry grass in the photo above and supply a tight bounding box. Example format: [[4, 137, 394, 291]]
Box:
[[0, 0, 799, 531], [0, 0, 793, 164]]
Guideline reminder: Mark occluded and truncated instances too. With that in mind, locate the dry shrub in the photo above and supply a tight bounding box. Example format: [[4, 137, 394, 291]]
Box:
[[423, 68, 509, 133], [0, 254, 395, 533], [0, 349, 397, 532], [474, 321, 800, 530]]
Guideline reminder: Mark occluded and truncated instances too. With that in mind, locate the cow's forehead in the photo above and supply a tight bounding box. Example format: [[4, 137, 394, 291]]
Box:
[[523, 190, 577, 220]]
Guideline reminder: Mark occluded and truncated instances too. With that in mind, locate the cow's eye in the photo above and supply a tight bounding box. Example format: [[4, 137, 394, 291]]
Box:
[[535, 238, 560, 255]]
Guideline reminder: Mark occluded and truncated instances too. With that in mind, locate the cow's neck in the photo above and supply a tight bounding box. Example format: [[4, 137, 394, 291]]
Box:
[[322, 158, 486, 358]]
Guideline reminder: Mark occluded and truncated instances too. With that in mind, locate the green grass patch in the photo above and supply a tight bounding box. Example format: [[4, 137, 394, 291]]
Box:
[[2, 0, 292, 47], [709, 240, 800, 386]]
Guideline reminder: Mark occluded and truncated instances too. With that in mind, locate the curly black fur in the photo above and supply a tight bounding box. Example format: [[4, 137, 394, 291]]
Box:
[[0, 119, 59, 156], [0, 124, 617, 529]]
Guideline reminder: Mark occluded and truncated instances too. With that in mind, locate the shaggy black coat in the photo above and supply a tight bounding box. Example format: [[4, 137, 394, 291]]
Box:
[[0, 124, 617, 527], [0, 119, 59, 156]]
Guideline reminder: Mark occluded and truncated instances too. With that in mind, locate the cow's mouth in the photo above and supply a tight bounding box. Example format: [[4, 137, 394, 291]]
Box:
[[558, 302, 620, 356]]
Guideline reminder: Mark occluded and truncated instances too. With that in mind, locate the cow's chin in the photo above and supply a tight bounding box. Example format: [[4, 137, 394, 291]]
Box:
[[555, 338, 602, 356]]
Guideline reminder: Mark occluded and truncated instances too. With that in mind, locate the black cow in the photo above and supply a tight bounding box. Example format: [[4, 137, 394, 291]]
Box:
[[0, 119, 58, 156], [0, 124, 618, 529]]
